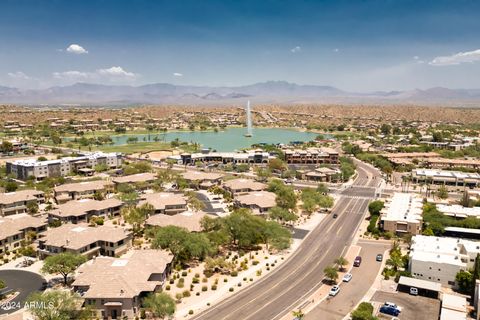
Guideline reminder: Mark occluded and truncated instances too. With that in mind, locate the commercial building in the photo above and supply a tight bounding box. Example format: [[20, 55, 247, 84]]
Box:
[[139, 192, 187, 215], [0, 190, 45, 216], [409, 235, 480, 287], [53, 180, 114, 204], [48, 198, 124, 224], [303, 167, 340, 182], [437, 204, 480, 219], [168, 150, 273, 166], [0, 214, 47, 254], [283, 147, 339, 165], [411, 169, 480, 188], [223, 178, 266, 194], [380, 193, 423, 235], [73, 250, 173, 319], [38, 223, 132, 259], [234, 191, 276, 214], [440, 294, 467, 320], [146, 211, 207, 232], [6, 152, 122, 180]]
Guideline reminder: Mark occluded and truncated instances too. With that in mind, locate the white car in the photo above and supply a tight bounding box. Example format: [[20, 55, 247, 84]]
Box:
[[329, 285, 340, 296], [342, 273, 353, 282], [384, 302, 402, 312]]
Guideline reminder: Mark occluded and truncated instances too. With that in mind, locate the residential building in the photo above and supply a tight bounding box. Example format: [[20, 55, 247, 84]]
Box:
[[409, 235, 480, 287], [0, 190, 45, 216], [112, 172, 157, 189], [54, 180, 114, 204], [223, 178, 266, 194], [38, 223, 132, 259], [180, 171, 223, 189], [411, 169, 480, 187], [303, 167, 340, 182], [139, 192, 187, 215], [6, 152, 122, 180], [0, 214, 47, 254], [283, 147, 339, 165], [73, 250, 173, 319], [48, 198, 124, 224], [234, 191, 276, 214], [146, 211, 207, 232], [380, 193, 423, 235]]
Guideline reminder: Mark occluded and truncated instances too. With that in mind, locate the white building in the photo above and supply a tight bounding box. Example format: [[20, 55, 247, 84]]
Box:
[[411, 169, 480, 187], [437, 204, 480, 219], [6, 152, 122, 180], [409, 235, 480, 287], [380, 193, 423, 235]]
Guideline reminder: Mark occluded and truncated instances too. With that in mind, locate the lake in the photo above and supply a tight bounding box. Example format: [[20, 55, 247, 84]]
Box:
[[98, 128, 324, 151]]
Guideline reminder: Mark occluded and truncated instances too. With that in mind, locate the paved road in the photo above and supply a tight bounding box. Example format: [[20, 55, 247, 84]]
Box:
[[371, 291, 440, 320], [305, 239, 391, 320], [192, 160, 381, 320], [0, 270, 45, 315]]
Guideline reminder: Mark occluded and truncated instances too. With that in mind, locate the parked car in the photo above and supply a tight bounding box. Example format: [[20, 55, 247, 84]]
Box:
[[384, 302, 402, 312], [329, 285, 340, 296], [410, 287, 418, 295], [379, 305, 400, 316], [376, 254, 383, 262], [342, 273, 353, 282], [353, 256, 362, 267]]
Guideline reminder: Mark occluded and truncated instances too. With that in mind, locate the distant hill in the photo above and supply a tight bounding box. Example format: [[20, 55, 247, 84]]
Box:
[[1, 81, 480, 106]]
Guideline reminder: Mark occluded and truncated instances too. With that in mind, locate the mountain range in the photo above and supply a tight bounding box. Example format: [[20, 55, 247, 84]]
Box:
[[1, 81, 480, 106]]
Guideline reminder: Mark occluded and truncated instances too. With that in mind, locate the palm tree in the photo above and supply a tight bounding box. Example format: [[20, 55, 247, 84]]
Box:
[[323, 265, 338, 284], [292, 309, 305, 319], [334, 257, 349, 272]]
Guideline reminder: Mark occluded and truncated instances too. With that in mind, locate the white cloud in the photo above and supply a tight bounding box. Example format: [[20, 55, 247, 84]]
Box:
[[97, 66, 136, 79], [52, 70, 89, 80], [173, 72, 183, 77], [290, 46, 301, 53], [333, 48, 339, 53], [429, 49, 480, 66], [66, 44, 88, 54], [52, 66, 138, 82], [7, 71, 30, 80]]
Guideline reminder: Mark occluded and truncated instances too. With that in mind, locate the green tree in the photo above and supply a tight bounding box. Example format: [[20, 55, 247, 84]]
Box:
[[151, 226, 214, 264], [0, 141, 13, 153], [368, 200, 384, 216], [292, 309, 305, 320], [27, 202, 39, 214], [268, 158, 287, 172], [456, 270, 474, 294], [5, 180, 18, 192], [185, 191, 206, 211], [268, 206, 298, 223], [324, 265, 338, 284], [351, 302, 377, 320], [436, 185, 449, 199], [316, 183, 328, 194], [142, 292, 176, 319], [41, 253, 87, 285], [122, 203, 154, 236], [260, 221, 292, 251], [26, 290, 91, 320]]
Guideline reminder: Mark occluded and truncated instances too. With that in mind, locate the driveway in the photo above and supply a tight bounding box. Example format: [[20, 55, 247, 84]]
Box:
[[371, 291, 440, 320], [195, 192, 226, 215], [0, 270, 46, 315], [306, 239, 391, 320]]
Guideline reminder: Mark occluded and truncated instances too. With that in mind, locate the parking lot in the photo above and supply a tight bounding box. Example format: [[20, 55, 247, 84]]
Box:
[[0, 270, 46, 315], [371, 291, 440, 320]]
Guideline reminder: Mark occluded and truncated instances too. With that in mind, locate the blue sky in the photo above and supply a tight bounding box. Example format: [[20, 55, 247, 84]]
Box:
[[1, 0, 480, 91]]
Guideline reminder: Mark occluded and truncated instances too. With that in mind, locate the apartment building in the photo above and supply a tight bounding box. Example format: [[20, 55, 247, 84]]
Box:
[[6, 152, 123, 180], [73, 250, 173, 319], [283, 147, 339, 165], [180, 171, 224, 189], [112, 172, 157, 189], [38, 223, 132, 259], [146, 211, 207, 232], [223, 178, 267, 195], [139, 192, 187, 215], [48, 198, 124, 224], [409, 235, 480, 287], [380, 193, 423, 235], [0, 214, 47, 254], [234, 191, 277, 214], [53, 180, 114, 204], [0, 190, 45, 216]]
